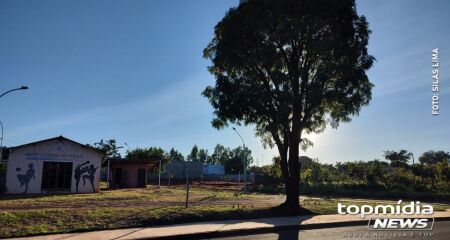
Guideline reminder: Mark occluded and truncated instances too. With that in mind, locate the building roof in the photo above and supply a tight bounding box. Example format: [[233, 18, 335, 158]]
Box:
[[105, 158, 159, 167], [9, 135, 105, 155]]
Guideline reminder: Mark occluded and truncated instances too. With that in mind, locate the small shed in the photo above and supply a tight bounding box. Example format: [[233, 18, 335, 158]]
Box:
[[106, 158, 158, 188]]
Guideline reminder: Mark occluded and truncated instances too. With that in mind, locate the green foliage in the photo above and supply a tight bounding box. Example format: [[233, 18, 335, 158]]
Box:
[[126, 147, 167, 160], [187, 145, 211, 163], [187, 145, 199, 161], [383, 150, 412, 168], [168, 148, 184, 161], [209, 144, 230, 165], [261, 149, 449, 196], [382, 168, 420, 190], [270, 156, 282, 179], [1, 146, 9, 160], [435, 161, 450, 181], [91, 139, 121, 160], [419, 150, 450, 165], [225, 146, 253, 174], [198, 149, 209, 163], [126, 147, 169, 173]]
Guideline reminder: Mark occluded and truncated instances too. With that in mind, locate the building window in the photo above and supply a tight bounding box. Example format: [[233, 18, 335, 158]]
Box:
[[41, 162, 73, 191]]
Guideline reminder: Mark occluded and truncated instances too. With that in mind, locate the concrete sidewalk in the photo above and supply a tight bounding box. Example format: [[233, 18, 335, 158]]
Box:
[[11, 210, 450, 240]]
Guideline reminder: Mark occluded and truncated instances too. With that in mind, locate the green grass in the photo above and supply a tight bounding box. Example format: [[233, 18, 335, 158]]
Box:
[[0, 205, 287, 238], [0, 186, 448, 238]]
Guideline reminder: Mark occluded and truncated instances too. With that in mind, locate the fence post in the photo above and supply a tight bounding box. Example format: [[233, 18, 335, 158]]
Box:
[[185, 172, 189, 208]]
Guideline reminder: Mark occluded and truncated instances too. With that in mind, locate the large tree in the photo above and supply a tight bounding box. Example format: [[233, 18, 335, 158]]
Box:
[[203, 0, 374, 210]]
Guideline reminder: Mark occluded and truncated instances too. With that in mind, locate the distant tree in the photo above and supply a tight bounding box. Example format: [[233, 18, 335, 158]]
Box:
[[384, 150, 412, 168], [1, 146, 9, 160], [187, 145, 199, 161], [197, 148, 209, 163], [366, 159, 389, 183], [223, 146, 253, 174], [419, 151, 450, 165], [203, 0, 374, 209], [91, 139, 121, 161], [382, 168, 418, 190], [126, 147, 167, 160], [299, 156, 314, 169], [126, 147, 169, 173], [249, 165, 271, 176], [168, 148, 184, 161], [435, 161, 450, 181], [209, 144, 230, 165], [270, 156, 282, 179]]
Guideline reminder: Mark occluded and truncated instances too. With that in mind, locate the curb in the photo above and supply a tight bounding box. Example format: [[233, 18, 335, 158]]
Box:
[[140, 216, 450, 240]]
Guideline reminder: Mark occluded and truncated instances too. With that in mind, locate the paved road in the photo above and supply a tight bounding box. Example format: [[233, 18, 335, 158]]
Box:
[[205, 221, 450, 240]]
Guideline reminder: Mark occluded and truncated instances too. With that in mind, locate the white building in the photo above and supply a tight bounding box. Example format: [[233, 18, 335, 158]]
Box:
[[5, 136, 103, 194]]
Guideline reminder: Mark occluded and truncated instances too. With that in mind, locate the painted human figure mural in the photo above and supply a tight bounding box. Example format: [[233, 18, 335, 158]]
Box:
[[74, 161, 90, 193], [82, 164, 98, 193], [16, 163, 35, 193], [74, 161, 98, 193]]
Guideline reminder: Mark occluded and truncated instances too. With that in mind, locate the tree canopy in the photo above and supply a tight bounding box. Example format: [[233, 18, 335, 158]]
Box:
[[169, 148, 184, 161], [187, 145, 199, 161], [384, 150, 412, 168], [91, 139, 121, 161], [419, 150, 450, 165]]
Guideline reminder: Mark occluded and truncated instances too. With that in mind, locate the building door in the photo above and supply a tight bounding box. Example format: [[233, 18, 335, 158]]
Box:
[[41, 162, 73, 191], [137, 169, 146, 188], [114, 168, 122, 187]]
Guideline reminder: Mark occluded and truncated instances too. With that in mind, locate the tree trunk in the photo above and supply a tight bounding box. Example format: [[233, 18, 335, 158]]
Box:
[[285, 65, 302, 211], [285, 146, 300, 211]]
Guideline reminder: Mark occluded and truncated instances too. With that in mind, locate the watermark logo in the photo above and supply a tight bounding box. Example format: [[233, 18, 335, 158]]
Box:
[[432, 48, 439, 115], [367, 218, 434, 231], [338, 200, 434, 231]]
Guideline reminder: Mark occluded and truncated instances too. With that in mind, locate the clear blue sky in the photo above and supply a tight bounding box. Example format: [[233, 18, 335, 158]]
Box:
[[1, 0, 448, 165]]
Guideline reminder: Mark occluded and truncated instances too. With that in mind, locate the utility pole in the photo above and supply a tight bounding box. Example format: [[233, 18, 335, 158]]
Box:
[[158, 159, 161, 189], [232, 127, 246, 192], [185, 167, 189, 208]]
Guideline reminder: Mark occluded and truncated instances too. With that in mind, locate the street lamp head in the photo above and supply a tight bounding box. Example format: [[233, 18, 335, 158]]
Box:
[[20, 86, 28, 90], [232, 127, 236, 130]]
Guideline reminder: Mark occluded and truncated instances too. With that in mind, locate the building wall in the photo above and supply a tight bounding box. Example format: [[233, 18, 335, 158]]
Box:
[[203, 164, 225, 176], [109, 164, 148, 188], [5, 139, 102, 194], [149, 160, 203, 180]]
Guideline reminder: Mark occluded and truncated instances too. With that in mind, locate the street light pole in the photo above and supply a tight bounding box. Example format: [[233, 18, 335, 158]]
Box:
[[0, 86, 28, 99], [0, 121, 3, 162], [0, 86, 28, 162], [232, 127, 246, 192]]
